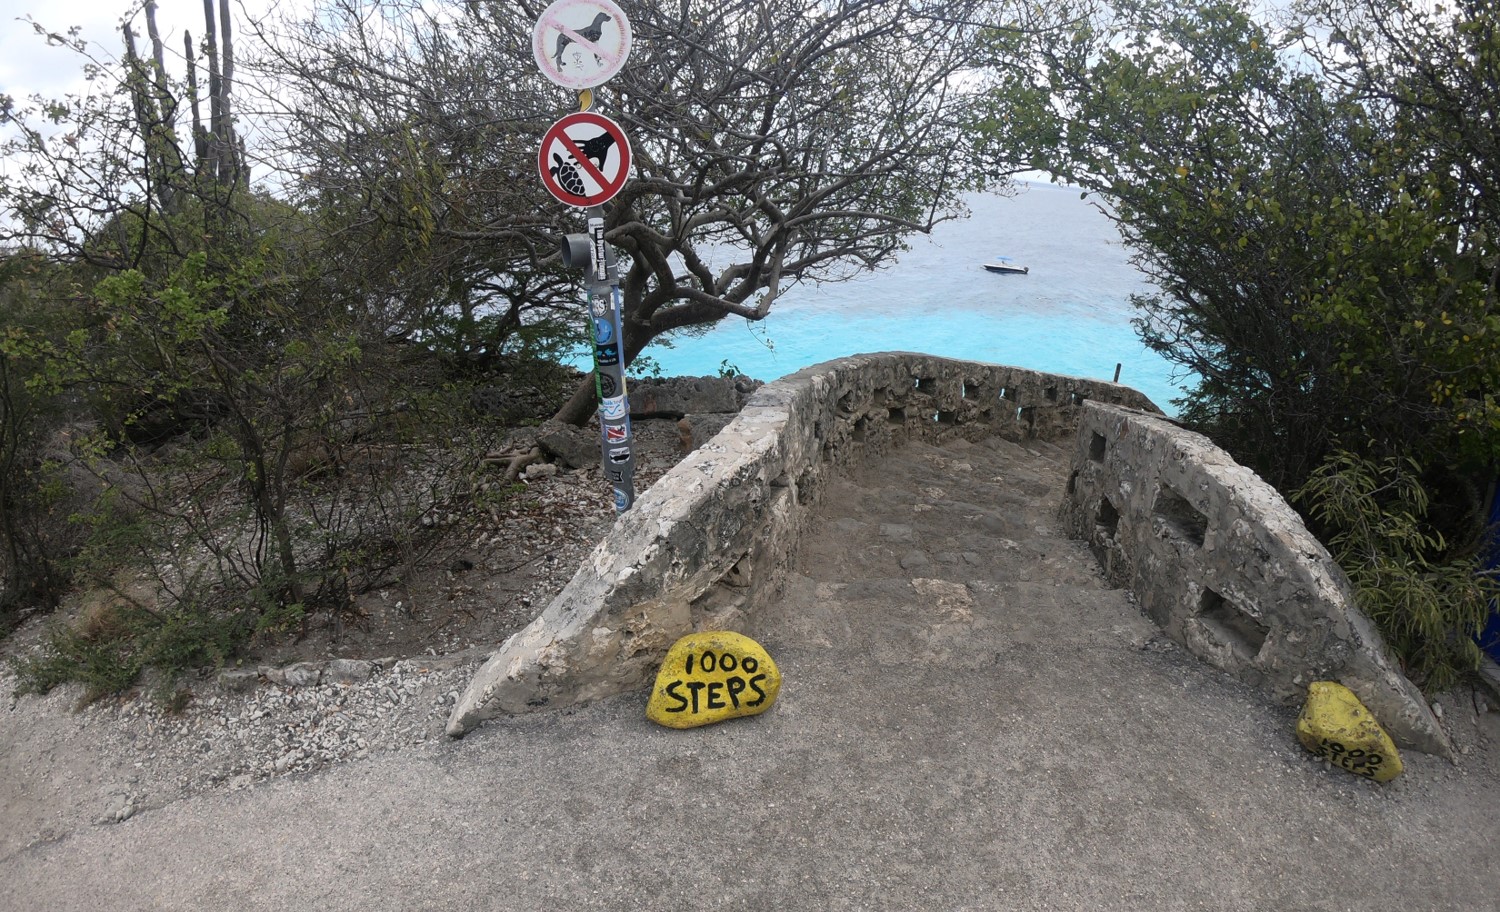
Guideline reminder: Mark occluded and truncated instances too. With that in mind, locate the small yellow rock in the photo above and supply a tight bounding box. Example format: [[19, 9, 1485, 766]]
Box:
[[647, 631, 780, 729], [1296, 681, 1403, 782]]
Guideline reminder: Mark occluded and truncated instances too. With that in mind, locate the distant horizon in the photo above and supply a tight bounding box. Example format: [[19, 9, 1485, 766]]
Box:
[[591, 188, 1188, 414]]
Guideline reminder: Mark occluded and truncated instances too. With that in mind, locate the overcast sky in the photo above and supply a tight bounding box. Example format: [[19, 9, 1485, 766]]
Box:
[[2, 0, 289, 104]]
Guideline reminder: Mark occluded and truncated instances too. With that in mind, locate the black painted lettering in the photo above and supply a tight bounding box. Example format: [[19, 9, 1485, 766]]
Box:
[[747, 673, 767, 707], [720, 654, 737, 672], [685, 681, 706, 713], [741, 657, 759, 674], [685, 653, 694, 674], [707, 682, 725, 710], [725, 676, 746, 708], [663, 680, 688, 713], [701, 651, 717, 673]]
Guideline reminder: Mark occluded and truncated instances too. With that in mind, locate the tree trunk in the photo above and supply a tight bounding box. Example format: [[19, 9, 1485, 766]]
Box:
[[552, 374, 598, 427], [185, 30, 208, 168], [216, 0, 240, 187], [202, 0, 224, 181]]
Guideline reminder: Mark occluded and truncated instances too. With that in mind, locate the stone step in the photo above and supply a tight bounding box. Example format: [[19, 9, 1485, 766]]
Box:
[[770, 433, 1148, 681]]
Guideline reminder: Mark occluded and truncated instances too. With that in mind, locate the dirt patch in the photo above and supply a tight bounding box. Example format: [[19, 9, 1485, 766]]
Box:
[[1, 417, 696, 678], [258, 416, 694, 664]]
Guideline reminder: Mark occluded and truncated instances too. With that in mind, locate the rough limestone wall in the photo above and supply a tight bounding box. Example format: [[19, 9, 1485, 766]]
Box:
[[447, 353, 1154, 736], [1060, 402, 1452, 758]]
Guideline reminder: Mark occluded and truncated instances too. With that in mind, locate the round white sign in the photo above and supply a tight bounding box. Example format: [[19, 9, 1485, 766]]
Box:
[[532, 0, 633, 90]]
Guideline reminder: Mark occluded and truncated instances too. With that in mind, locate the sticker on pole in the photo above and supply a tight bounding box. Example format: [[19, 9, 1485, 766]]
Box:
[[538, 111, 632, 207], [532, 0, 632, 90]]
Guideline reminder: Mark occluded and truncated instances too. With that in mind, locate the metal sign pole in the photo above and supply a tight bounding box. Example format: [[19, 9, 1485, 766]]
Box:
[[585, 207, 636, 512], [532, 0, 636, 513]]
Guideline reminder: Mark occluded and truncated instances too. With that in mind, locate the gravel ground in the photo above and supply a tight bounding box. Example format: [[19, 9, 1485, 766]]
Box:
[[0, 418, 696, 856]]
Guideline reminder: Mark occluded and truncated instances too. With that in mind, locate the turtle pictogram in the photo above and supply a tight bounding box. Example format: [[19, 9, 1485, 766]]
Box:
[[548, 153, 587, 197]]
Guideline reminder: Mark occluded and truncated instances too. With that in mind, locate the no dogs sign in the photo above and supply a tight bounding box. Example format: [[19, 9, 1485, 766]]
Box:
[[537, 111, 632, 207], [532, 0, 633, 90]]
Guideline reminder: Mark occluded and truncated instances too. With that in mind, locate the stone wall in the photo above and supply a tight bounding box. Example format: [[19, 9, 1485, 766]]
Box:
[[447, 353, 1153, 736], [1059, 402, 1451, 757]]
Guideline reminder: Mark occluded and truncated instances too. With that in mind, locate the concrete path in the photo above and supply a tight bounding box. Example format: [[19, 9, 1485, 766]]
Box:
[[3, 435, 1497, 911]]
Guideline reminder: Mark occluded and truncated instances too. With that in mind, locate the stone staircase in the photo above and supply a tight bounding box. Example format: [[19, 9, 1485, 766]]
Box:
[[766, 433, 1163, 703], [448, 354, 1443, 755]]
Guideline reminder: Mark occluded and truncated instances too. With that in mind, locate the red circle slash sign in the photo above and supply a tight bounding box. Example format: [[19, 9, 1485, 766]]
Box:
[[537, 111, 632, 208]]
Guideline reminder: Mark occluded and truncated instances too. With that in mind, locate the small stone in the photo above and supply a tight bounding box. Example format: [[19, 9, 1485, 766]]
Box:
[[899, 551, 931, 572], [263, 662, 322, 687], [524, 463, 559, 480], [1296, 681, 1403, 782], [327, 659, 376, 684], [217, 669, 262, 693], [536, 421, 597, 469], [647, 631, 781, 729], [1430, 701, 1444, 720], [880, 523, 914, 543]]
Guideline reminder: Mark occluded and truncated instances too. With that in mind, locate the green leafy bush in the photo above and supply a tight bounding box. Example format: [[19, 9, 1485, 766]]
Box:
[[1296, 452, 1498, 692], [11, 592, 258, 704]]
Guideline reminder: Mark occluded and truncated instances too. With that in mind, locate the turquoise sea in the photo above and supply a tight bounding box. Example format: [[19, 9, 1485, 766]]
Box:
[[609, 181, 1190, 413]]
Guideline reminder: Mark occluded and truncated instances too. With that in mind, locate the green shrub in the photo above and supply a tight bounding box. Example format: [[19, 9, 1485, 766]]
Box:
[[1295, 451, 1498, 692], [10, 590, 259, 704]]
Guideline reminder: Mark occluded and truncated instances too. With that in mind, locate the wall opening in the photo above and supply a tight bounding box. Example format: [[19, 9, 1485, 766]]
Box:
[[1045, 385, 1059, 402], [852, 416, 868, 442], [1197, 588, 1269, 662], [916, 377, 936, 394], [1095, 496, 1120, 538], [999, 386, 1016, 402], [963, 381, 981, 400], [1153, 483, 1208, 547], [887, 407, 906, 426], [937, 410, 956, 425], [1088, 432, 1107, 462]]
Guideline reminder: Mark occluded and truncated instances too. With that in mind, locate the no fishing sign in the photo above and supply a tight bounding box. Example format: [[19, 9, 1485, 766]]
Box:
[[532, 0, 633, 90]]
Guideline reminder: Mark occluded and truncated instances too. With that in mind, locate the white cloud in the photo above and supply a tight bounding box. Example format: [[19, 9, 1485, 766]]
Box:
[[1, 0, 292, 104]]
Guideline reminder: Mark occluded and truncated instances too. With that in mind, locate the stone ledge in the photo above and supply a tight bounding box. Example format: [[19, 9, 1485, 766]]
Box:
[[1060, 401, 1452, 758], [446, 353, 1154, 736]]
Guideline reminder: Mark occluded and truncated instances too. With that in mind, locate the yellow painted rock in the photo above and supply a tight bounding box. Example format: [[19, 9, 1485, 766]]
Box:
[[1296, 681, 1403, 782], [647, 631, 780, 729]]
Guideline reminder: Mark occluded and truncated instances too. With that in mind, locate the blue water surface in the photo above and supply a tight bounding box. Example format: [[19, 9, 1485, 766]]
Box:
[[603, 181, 1191, 413]]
